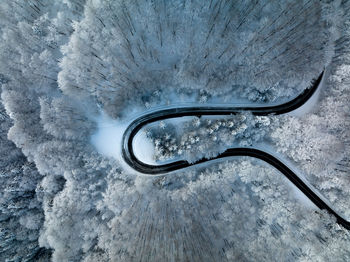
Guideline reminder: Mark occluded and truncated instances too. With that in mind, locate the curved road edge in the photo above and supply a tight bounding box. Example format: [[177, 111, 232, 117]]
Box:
[[121, 70, 350, 229]]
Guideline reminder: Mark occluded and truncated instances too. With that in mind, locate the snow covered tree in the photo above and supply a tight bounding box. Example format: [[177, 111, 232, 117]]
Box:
[[58, 0, 341, 118], [0, 0, 350, 261], [147, 113, 271, 163]]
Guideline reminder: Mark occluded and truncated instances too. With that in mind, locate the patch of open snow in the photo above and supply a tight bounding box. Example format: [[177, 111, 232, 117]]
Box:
[[90, 111, 157, 172], [133, 130, 156, 165], [90, 111, 126, 162]]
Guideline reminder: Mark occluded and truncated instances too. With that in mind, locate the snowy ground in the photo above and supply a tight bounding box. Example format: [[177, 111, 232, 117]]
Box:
[[288, 67, 328, 117], [90, 67, 331, 211]]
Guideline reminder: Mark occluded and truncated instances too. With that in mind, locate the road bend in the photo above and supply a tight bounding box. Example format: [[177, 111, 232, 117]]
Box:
[[121, 70, 350, 229]]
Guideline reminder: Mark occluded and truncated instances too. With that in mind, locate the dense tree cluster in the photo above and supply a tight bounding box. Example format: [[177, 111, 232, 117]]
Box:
[[270, 25, 350, 219], [58, 0, 338, 117], [0, 96, 50, 261], [0, 0, 349, 261], [147, 113, 271, 163], [92, 159, 350, 261]]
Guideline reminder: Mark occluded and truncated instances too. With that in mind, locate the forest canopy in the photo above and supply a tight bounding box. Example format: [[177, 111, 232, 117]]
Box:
[[0, 0, 350, 261]]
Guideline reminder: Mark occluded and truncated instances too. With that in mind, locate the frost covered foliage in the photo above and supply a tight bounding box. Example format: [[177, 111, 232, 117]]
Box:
[[93, 160, 350, 261], [0, 98, 50, 261], [58, 0, 339, 117], [270, 27, 350, 219], [147, 113, 271, 163], [0, 1, 89, 261], [0, 0, 350, 262]]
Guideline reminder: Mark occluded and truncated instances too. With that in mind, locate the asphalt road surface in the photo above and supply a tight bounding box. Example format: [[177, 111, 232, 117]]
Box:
[[122, 71, 350, 229]]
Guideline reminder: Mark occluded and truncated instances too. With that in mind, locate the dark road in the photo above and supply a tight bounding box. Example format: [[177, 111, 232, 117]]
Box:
[[121, 71, 350, 229]]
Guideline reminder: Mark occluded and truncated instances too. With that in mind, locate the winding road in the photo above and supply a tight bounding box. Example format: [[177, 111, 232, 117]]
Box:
[[122, 70, 350, 230]]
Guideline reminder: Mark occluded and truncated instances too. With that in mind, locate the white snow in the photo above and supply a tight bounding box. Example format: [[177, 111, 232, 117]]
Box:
[[133, 130, 156, 164], [89, 65, 334, 210], [288, 67, 328, 117], [90, 111, 157, 168], [90, 112, 126, 162], [253, 143, 325, 210]]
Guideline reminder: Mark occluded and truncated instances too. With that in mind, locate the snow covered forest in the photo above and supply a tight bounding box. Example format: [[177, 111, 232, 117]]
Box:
[[1, 0, 350, 261]]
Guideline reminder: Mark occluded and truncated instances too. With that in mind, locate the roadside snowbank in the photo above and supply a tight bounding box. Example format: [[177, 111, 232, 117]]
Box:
[[90, 111, 156, 166]]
